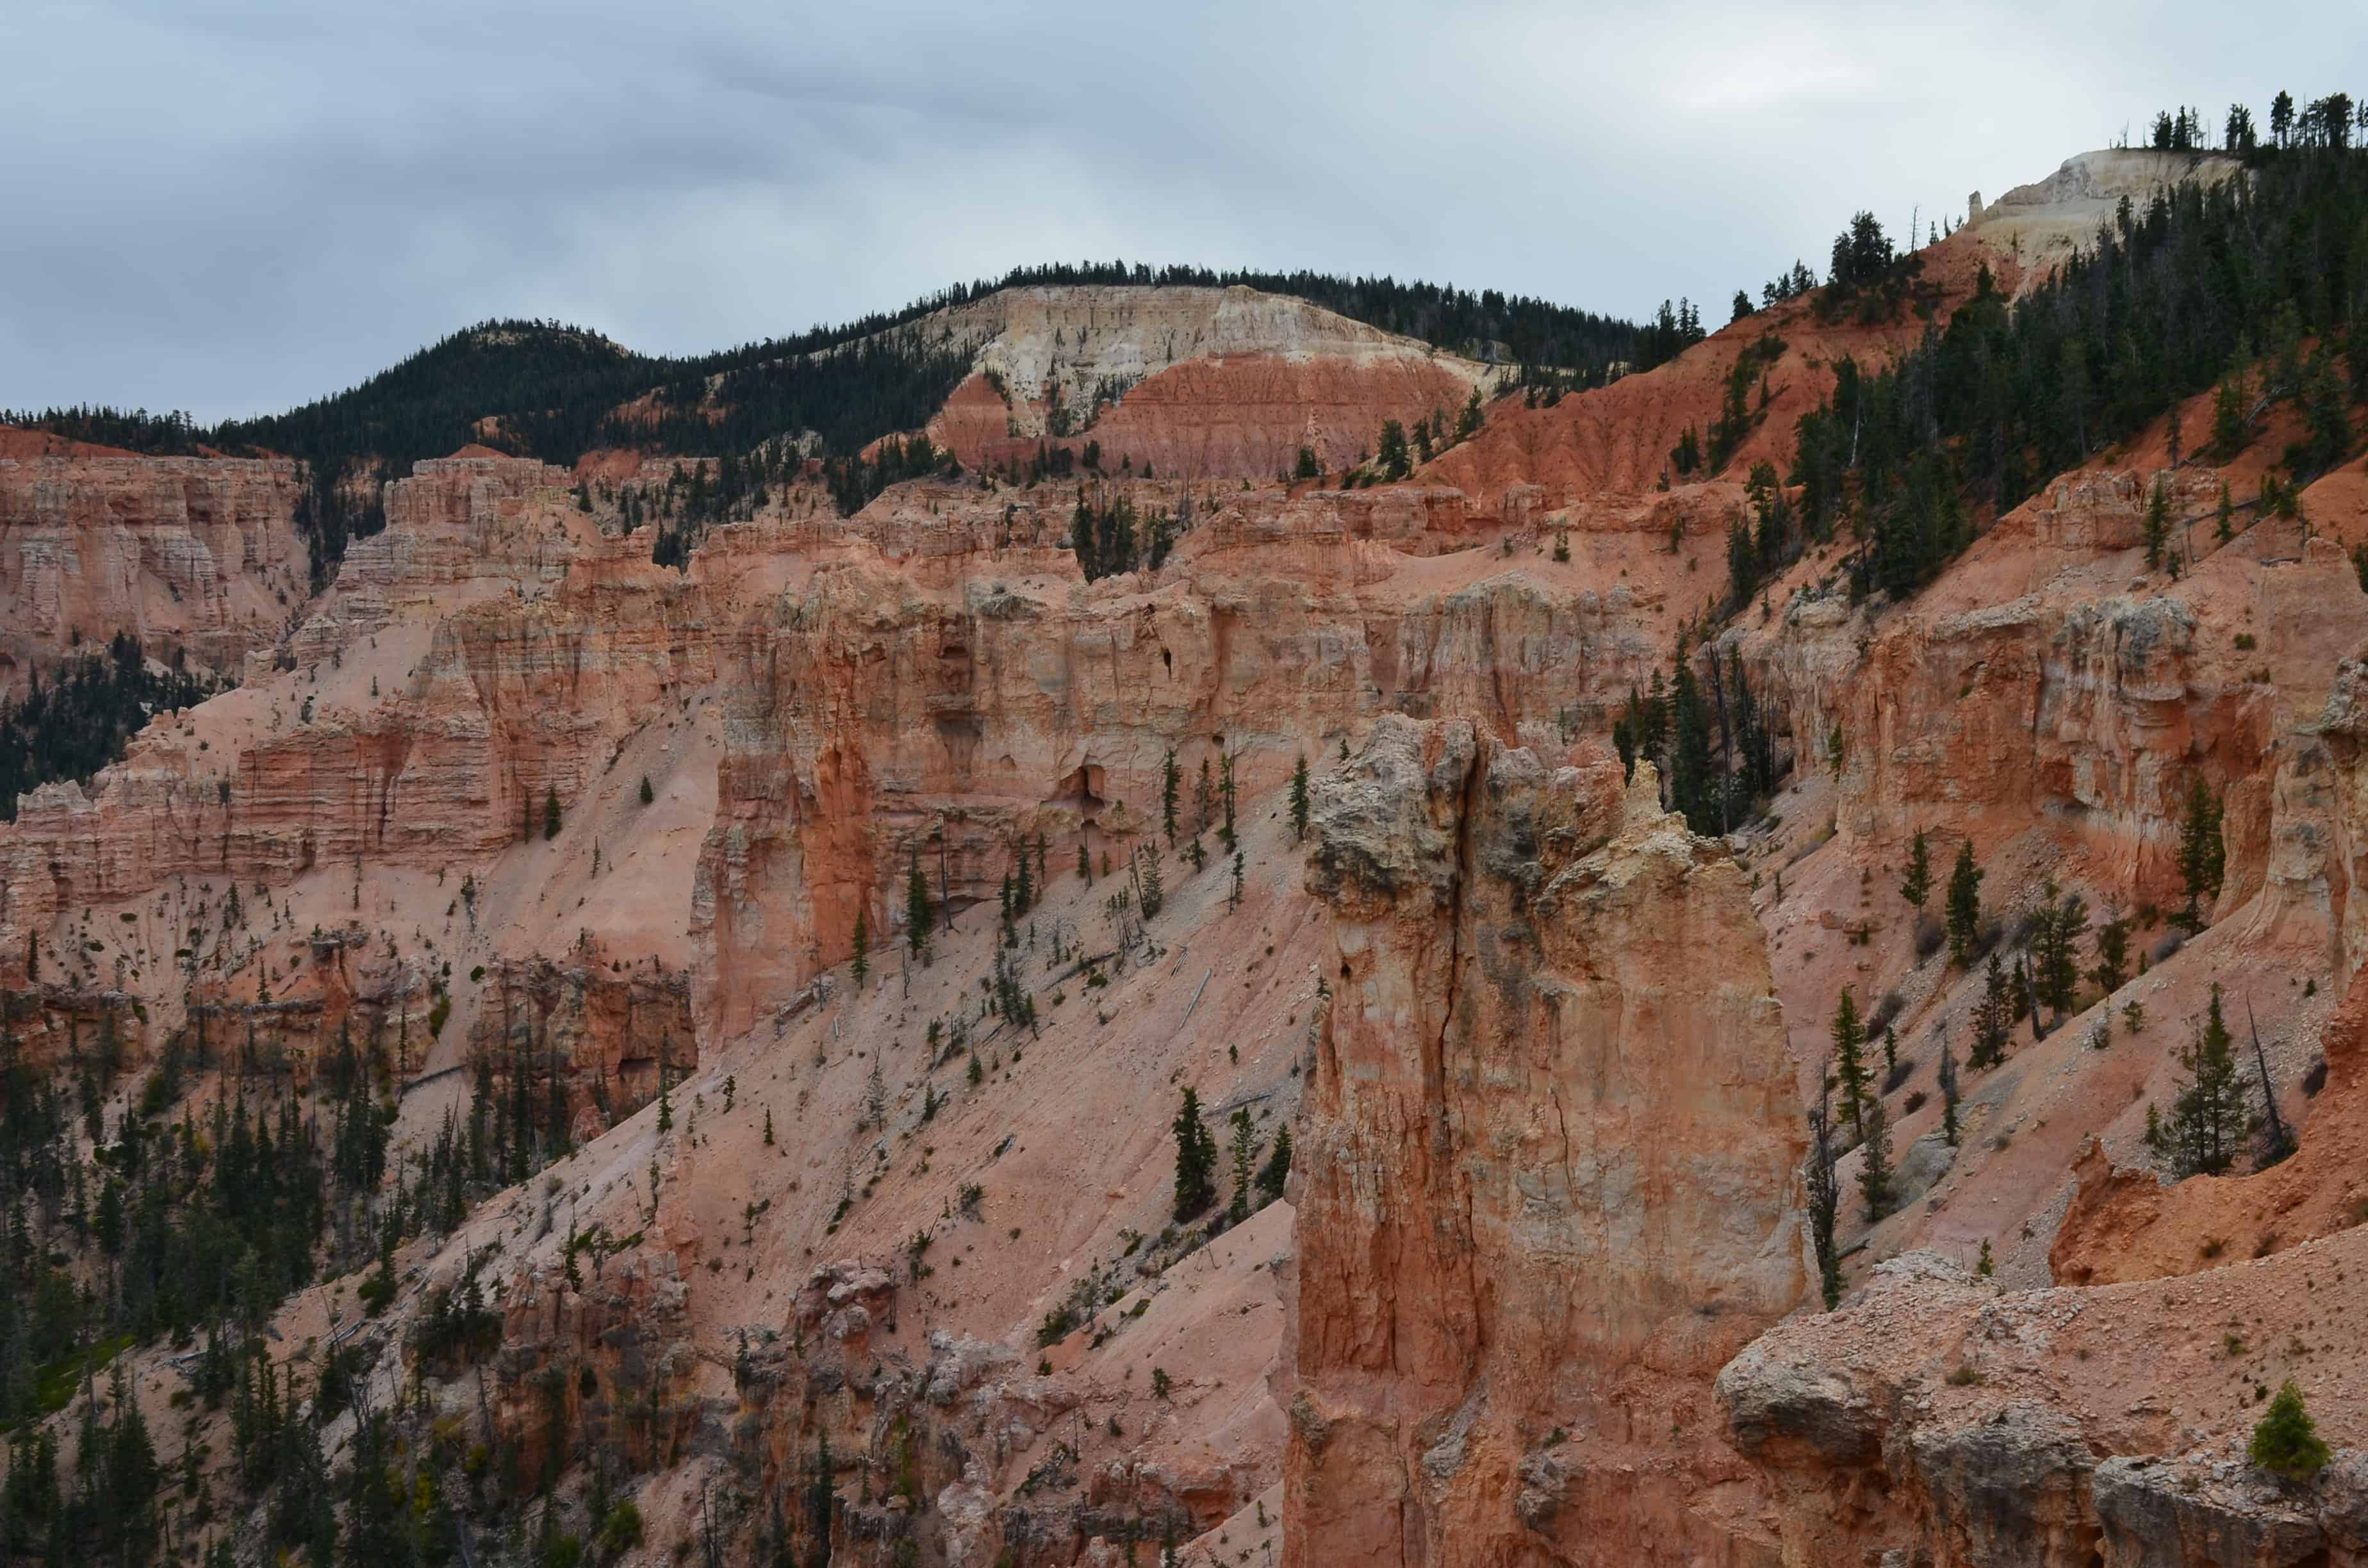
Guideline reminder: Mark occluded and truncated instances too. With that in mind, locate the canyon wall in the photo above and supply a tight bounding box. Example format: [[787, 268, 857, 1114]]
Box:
[[0, 448, 308, 688], [1288, 717, 1807, 1567]]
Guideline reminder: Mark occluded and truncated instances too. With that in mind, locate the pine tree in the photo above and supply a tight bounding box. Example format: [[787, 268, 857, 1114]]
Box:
[[2216, 480, 2237, 543], [1195, 757, 1215, 835], [1970, 952, 2012, 1068], [2032, 882, 2089, 1025], [2142, 476, 2172, 570], [639, 774, 655, 805], [2168, 984, 2253, 1177], [1229, 851, 1245, 910], [1227, 1108, 1256, 1221], [543, 785, 561, 840], [1219, 749, 1238, 851], [1857, 1094, 1894, 1220], [2089, 916, 2129, 995], [1290, 754, 1311, 842], [851, 909, 869, 989], [2178, 774, 2225, 929], [1937, 1037, 1962, 1146], [1900, 828, 1932, 911], [1078, 842, 1092, 884], [1139, 849, 1163, 922], [1831, 988, 1869, 1139], [1805, 1081, 1842, 1310], [1162, 748, 1180, 847], [762, 1108, 775, 1145], [1256, 1124, 1292, 1204], [1172, 1088, 1217, 1221], [1945, 841, 1984, 966], [906, 852, 932, 956], [2250, 1380, 2331, 1480]]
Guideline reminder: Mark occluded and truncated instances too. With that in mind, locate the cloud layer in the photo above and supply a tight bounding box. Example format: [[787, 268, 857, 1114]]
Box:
[[3, 0, 2358, 421]]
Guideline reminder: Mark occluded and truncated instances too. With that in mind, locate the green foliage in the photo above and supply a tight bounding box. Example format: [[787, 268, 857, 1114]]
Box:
[[639, 774, 654, 806], [1793, 136, 2368, 603], [2167, 985, 2254, 1177], [2250, 1380, 2331, 1480], [2179, 774, 2227, 928], [1805, 1083, 1842, 1310], [0, 635, 210, 821], [1171, 1088, 1218, 1222], [543, 785, 561, 840], [851, 908, 869, 989], [1831, 987, 1870, 1140], [1290, 754, 1311, 843], [1969, 952, 2013, 1069], [1945, 841, 1984, 967], [1256, 1124, 1292, 1204], [1900, 828, 1932, 911], [907, 851, 933, 956], [1857, 1093, 1894, 1221]]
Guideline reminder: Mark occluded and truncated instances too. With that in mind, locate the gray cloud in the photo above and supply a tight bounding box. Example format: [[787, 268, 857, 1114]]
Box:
[[3, 0, 2360, 421]]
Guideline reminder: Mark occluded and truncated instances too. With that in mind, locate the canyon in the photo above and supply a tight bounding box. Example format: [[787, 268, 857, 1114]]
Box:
[[4, 138, 2368, 1568]]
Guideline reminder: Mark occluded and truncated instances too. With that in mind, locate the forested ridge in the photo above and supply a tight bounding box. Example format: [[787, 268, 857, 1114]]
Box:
[[4, 264, 1637, 585]]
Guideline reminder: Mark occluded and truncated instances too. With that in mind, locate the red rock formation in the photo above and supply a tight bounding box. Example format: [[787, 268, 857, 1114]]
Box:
[[1288, 717, 1807, 1566], [0, 450, 308, 689]]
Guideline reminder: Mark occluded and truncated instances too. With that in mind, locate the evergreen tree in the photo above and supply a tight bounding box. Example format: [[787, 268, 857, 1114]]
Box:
[[850, 909, 869, 989], [543, 785, 561, 840], [2143, 475, 2172, 570], [1162, 747, 1180, 847], [1831, 988, 1870, 1140], [2031, 882, 2089, 1025], [1290, 754, 1311, 842], [1805, 1081, 1842, 1310], [1945, 841, 1984, 966], [1857, 1094, 1894, 1221], [2167, 985, 2253, 1177], [1970, 952, 2012, 1069], [639, 774, 655, 805], [2250, 1380, 2331, 1480], [1139, 849, 1164, 922], [2089, 916, 2129, 995], [1227, 1108, 1256, 1221], [1937, 1037, 1962, 1146], [1078, 842, 1092, 884], [1376, 420, 1411, 481], [1171, 1088, 1217, 1221], [1256, 1124, 1292, 1204], [2178, 774, 2226, 928], [1229, 851, 1245, 910], [906, 852, 932, 955], [1900, 828, 1932, 911]]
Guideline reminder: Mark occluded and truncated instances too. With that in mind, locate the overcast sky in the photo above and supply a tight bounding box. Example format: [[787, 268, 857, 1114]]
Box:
[[3, 1, 2361, 423]]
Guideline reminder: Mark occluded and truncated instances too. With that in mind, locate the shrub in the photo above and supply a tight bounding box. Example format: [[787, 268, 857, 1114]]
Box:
[[1914, 911, 1946, 961], [598, 1501, 645, 1555], [1902, 1090, 1927, 1115], [2249, 1381, 2331, 1480]]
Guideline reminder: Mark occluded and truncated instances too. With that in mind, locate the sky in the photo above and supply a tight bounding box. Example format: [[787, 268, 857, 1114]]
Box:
[[3, 1, 2362, 423]]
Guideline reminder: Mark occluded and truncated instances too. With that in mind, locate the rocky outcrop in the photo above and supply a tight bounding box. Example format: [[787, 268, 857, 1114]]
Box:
[[467, 946, 697, 1139], [0, 450, 308, 689], [918, 284, 1495, 478], [1287, 717, 1807, 1566], [1720, 1248, 2368, 1567]]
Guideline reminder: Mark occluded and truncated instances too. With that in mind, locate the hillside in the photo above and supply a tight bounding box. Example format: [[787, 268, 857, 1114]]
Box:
[[6, 117, 2368, 1568]]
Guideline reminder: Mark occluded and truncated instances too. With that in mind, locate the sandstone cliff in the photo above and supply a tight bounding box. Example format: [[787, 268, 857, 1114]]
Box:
[[1290, 717, 1807, 1566], [0, 448, 308, 689]]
